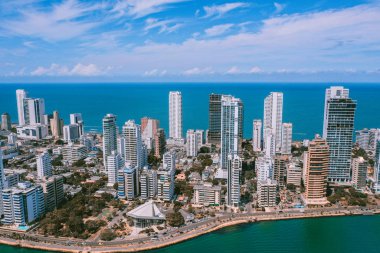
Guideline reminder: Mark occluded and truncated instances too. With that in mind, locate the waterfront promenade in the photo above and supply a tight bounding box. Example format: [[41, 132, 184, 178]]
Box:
[[0, 206, 379, 253]]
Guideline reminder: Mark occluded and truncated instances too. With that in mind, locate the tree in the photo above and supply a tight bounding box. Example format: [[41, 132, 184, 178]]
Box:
[[100, 229, 116, 241], [55, 139, 64, 145], [199, 146, 210, 153], [166, 212, 185, 227], [287, 183, 296, 192]]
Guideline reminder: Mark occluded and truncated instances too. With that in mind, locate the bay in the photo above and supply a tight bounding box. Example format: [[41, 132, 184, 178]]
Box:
[[0, 215, 379, 253]]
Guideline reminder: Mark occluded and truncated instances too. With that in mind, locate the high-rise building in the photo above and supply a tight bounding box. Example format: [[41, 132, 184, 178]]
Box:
[[220, 95, 243, 171], [227, 154, 241, 207], [123, 120, 143, 169], [169, 91, 182, 140], [373, 140, 380, 193], [157, 152, 176, 201], [63, 124, 80, 142], [140, 168, 158, 200], [257, 179, 277, 207], [117, 167, 138, 200], [36, 151, 52, 179], [323, 86, 356, 183], [16, 89, 28, 126], [256, 156, 273, 181], [102, 114, 117, 172], [50, 111, 64, 139], [281, 123, 292, 155], [0, 150, 4, 216], [1, 113, 11, 131], [154, 128, 166, 158], [40, 175, 64, 212], [7, 133, 17, 145], [355, 128, 380, 158], [304, 135, 329, 206], [107, 151, 124, 186], [23, 98, 45, 125], [186, 129, 197, 157], [2, 182, 45, 225], [141, 117, 159, 150], [351, 157, 368, 191], [117, 136, 126, 160], [208, 94, 222, 145], [70, 113, 84, 137], [252, 119, 262, 152], [263, 92, 283, 152], [273, 155, 288, 189], [264, 128, 275, 157]]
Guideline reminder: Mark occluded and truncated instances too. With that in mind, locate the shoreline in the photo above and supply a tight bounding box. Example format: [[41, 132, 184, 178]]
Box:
[[0, 208, 378, 253]]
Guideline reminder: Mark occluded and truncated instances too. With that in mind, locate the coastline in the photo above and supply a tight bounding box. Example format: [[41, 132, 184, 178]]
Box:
[[0, 208, 378, 253]]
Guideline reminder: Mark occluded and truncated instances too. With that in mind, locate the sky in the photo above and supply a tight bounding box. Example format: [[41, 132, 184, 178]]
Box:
[[1, 0, 380, 82]]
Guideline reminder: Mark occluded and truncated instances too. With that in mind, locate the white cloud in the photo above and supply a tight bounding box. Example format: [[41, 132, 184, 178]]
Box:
[[111, 0, 188, 19], [249, 66, 263, 73], [226, 66, 241, 74], [144, 18, 182, 34], [144, 69, 167, 76], [2, 0, 103, 41], [183, 67, 214, 75], [31, 63, 102, 76], [203, 2, 249, 18], [274, 2, 286, 14], [205, 24, 234, 37], [61, 4, 380, 77]]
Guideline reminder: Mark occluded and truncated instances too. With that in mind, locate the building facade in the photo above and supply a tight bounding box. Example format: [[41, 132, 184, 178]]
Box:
[[263, 92, 283, 152], [252, 119, 262, 152], [169, 91, 183, 140], [102, 114, 117, 172], [208, 94, 222, 145]]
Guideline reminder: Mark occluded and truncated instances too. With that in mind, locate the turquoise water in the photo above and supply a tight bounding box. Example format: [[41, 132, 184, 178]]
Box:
[[0, 215, 379, 253], [1, 83, 380, 140]]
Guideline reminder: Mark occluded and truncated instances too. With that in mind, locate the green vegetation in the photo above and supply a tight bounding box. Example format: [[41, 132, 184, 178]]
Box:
[[291, 145, 308, 157], [65, 172, 91, 185], [197, 154, 213, 167], [100, 229, 117, 241], [51, 155, 63, 166], [199, 146, 210, 153], [327, 187, 368, 206], [55, 139, 64, 145], [287, 183, 296, 192], [148, 149, 160, 166], [166, 212, 185, 227], [72, 159, 86, 167], [38, 176, 114, 239], [174, 181, 193, 201]]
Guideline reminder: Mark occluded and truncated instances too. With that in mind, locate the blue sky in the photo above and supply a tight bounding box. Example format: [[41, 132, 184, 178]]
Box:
[[1, 0, 380, 82]]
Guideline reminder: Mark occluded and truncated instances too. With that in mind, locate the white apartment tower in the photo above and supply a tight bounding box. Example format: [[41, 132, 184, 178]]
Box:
[[107, 151, 124, 186], [220, 95, 243, 171], [253, 119, 262, 152], [169, 91, 182, 140], [122, 120, 143, 169], [102, 114, 117, 172], [263, 92, 283, 152], [36, 151, 52, 179], [227, 154, 241, 207], [16, 89, 28, 126], [281, 123, 292, 155], [23, 98, 45, 125]]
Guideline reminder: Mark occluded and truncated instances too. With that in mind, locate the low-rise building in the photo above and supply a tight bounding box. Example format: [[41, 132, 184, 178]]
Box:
[[62, 143, 87, 164], [286, 162, 302, 187], [352, 157, 368, 191], [193, 182, 221, 206], [16, 124, 48, 140]]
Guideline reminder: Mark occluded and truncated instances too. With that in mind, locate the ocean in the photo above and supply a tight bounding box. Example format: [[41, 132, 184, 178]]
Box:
[[1, 83, 380, 140], [0, 215, 379, 253]]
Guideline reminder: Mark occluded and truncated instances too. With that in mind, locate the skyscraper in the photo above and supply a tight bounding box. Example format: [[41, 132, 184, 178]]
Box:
[[154, 128, 166, 158], [169, 91, 182, 140], [122, 120, 143, 169], [1, 113, 11, 131], [186, 129, 197, 157], [252, 119, 262, 152], [141, 117, 159, 150], [373, 140, 380, 193], [220, 95, 243, 171], [263, 92, 283, 152], [70, 113, 84, 137], [323, 86, 356, 183], [16, 89, 28, 126], [351, 157, 368, 190], [23, 98, 45, 125], [304, 135, 329, 206], [36, 151, 52, 179], [281, 123, 292, 155], [50, 111, 64, 139], [227, 154, 241, 207], [107, 151, 124, 186], [208, 94, 222, 145], [102, 114, 117, 172]]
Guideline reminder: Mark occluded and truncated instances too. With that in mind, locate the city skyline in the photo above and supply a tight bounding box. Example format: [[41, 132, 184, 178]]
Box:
[[0, 0, 380, 82]]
